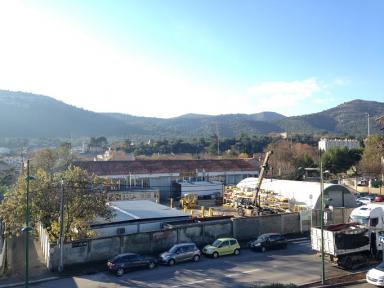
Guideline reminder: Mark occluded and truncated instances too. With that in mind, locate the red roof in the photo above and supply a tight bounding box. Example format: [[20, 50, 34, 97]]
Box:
[[73, 159, 258, 176]]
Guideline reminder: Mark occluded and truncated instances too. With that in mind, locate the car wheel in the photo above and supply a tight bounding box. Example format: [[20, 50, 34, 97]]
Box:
[[234, 249, 240, 256], [212, 252, 219, 259], [168, 259, 176, 266], [261, 246, 266, 253], [193, 255, 200, 262], [116, 268, 124, 276], [345, 256, 353, 270], [148, 262, 156, 269]]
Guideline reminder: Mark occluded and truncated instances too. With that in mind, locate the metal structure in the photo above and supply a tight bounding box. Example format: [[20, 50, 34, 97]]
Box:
[[237, 151, 273, 216]]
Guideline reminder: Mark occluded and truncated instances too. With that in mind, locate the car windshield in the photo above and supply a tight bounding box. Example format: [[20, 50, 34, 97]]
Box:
[[350, 215, 369, 225], [212, 240, 222, 247], [376, 262, 384, 272], [168, 246, 179, 253], [257, 235, 266, 241]]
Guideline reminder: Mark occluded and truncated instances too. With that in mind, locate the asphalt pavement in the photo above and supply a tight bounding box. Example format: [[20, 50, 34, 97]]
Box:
[[0, 236, 374, 288], [17, 238, 356, 288], [0, 232, 52, 287]]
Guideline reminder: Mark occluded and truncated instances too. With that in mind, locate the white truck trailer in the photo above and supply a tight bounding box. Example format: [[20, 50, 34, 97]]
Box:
[[311, 223, 374, 269]]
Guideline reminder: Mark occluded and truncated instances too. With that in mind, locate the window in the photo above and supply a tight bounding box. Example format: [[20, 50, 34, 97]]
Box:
[[230, 240, 237, 246], [371, 217, 379, 227], [220, 241, 229, 247]]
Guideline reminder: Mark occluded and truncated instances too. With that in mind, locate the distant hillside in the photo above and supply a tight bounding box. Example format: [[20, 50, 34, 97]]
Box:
[[0, 90, 134, 137], [104, 112, 286, 137], [0, 90, 382, 138], [275, 100, 384, 136]]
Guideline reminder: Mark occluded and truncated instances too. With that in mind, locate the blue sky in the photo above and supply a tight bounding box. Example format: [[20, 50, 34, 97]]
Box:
[[0, 0, 382, 118]]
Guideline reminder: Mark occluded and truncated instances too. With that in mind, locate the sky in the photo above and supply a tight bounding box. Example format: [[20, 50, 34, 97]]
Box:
[[0, 0, 383, 118]]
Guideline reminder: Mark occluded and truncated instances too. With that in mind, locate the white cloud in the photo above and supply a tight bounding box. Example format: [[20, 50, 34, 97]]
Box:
[[246, 79, 321, 112]]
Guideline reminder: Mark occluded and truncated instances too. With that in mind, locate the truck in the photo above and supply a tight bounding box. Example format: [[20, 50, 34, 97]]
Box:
[[349, 202, 384, 229], [311, 223, 375, 269], [312, 202, 384, 269]]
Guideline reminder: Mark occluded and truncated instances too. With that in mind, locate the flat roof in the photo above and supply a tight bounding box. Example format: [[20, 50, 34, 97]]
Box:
[[107, 200, 188, 221]]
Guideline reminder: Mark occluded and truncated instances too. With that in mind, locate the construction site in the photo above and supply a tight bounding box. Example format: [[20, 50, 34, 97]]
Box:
[[176, 150, 357, 218]]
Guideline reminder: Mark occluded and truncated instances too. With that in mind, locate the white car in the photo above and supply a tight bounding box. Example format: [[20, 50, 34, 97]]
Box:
[[367, 262, 384, 286], [356, 196, 373, 205]]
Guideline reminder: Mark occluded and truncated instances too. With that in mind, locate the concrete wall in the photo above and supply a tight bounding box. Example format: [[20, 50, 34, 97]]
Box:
[[232, 213, 301, 241]]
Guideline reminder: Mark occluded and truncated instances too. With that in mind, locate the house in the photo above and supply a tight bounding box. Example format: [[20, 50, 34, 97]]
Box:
[[74, 159, 259, 201]]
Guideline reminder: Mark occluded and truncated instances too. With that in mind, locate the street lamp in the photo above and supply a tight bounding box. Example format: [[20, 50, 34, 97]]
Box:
[[23, 160, 35, 288], [320, 157, 325, 285]]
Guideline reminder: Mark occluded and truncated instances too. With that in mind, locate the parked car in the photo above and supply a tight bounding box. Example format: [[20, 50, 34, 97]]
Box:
[[202, 237, 240, 258], [158, 243, 201, 266], [248, 233, 288, 252], [356, 196, 374, 205], [374, 195, 384, 202], [366, 261, 384, 286], [358, 178, 369, 186], [107, 252, 157, 276]]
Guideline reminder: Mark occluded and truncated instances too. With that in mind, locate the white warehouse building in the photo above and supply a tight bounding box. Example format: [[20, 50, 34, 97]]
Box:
[[318, 138, 360, 151], [237, 178, 357, 210]]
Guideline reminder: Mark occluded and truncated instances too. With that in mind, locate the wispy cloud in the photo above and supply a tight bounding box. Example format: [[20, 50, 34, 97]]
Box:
[[246, 79, 321, 113], [247, 79, 320, 101]]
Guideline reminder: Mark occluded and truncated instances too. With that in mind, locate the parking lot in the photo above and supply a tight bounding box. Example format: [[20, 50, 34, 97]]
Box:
[[26, 237, 357, 288]]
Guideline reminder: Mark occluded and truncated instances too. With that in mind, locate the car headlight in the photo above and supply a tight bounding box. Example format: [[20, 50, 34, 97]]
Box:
[[254, 243, 261, 246]]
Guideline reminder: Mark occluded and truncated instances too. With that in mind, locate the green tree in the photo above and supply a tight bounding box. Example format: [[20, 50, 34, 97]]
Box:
[[0, 166, 112, 241], [321, 147, 362, 174], [359, 135, 384, 176]]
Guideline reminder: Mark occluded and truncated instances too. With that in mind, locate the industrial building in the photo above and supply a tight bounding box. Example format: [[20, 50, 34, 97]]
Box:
[[91, 200, 189, 237], [237, 178, 357, 210], [171, 180, 224, 200], [74, 159, 258, 201], [318, 138, 360, 151]]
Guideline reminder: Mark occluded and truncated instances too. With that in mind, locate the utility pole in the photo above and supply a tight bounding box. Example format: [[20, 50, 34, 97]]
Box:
[[367, 113, 370, 137], [58, 180, 64, 272], [22, 160, 33, 288], [320, 155, 325, 285], [215, 123, 220, 156]]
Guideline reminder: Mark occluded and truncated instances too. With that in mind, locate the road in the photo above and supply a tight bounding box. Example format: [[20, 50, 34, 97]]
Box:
[[28, 238, 355, 288]]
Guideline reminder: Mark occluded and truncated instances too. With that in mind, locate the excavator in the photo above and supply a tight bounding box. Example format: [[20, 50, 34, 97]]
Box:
[[237, 150, 273, 216]]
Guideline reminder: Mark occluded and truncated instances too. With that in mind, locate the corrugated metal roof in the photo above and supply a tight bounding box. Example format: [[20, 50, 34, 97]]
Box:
[[73, 159, 258, 176]]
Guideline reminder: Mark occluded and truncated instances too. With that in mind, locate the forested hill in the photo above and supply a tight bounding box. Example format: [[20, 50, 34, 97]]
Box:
[[275, 100, 384, 136], [0, 90, 135, 137], [0, 90, 383, 138]]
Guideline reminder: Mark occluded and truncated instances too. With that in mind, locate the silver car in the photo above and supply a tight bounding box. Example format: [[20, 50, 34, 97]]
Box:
[[159, 243, 201, 266]]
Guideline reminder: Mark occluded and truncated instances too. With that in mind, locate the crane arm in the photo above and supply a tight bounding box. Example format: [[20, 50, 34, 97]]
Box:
[[252, 150, 273, 208]]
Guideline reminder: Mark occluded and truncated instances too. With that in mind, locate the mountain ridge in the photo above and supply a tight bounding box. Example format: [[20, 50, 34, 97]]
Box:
[[0, 90, 383, 138]]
